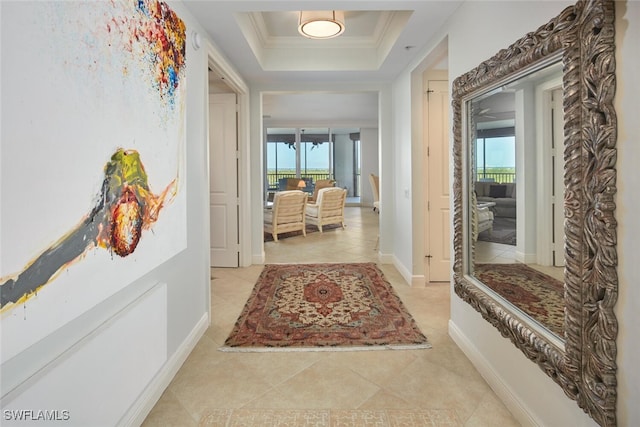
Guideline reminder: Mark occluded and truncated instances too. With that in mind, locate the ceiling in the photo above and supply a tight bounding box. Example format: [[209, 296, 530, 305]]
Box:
[[185, 1, 462, 123]]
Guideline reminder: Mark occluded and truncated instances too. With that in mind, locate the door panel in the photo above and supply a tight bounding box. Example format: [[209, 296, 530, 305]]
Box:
[[425, 79, 450, 282], [210, 93, 238, 267]]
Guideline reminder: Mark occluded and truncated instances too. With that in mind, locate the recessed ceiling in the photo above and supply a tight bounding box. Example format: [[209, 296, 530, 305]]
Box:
[[182, 1, 463, 85], [187, 2, 461, 124], [235, 11, 412, 71]]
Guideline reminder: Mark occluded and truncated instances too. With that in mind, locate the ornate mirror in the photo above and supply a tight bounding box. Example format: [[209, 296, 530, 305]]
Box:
[[452, 1, 617, 425]]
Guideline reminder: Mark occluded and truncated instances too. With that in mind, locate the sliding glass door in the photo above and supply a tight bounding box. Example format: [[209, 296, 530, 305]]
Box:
[[265, 127, 361, 200], [265, 128, 297, 192], [300, 128, 332, 183]]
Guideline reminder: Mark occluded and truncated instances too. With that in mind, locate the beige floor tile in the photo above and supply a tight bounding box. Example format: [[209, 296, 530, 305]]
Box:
[[463, 392, 522, 426], [381, 356, 491, 421], [169, 358, 275, 418], [330, 409, 389, 426], [198, 409, 233, 427], [231, 351, 327, 387], [357, 390, 415, 410], [249, 357, 381, 409], [386, 409, 462, 426], [143, 207, 520, 427], [204, 321, 234, 346], [142, 389, 197, 427], [325, 350, 421, 387]]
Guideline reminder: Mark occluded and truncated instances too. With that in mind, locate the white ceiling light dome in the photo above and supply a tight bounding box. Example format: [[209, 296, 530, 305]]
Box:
[[298, 11, 345, 39]]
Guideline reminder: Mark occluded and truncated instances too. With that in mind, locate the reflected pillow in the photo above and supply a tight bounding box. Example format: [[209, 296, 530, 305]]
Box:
[[489, 184, 507, 198]]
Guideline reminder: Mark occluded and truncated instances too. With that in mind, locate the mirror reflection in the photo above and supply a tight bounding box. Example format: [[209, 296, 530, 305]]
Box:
[[452, 2, 618, 422], [466, 60, 566, 340]]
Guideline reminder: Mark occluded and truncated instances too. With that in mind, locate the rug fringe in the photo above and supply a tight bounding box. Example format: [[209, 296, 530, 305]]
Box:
[[218, 343, 432, 353]]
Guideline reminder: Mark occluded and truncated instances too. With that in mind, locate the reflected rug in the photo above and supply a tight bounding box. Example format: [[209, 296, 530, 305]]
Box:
[[264, 223, 342, 242], [220, 263, 431, 352], [474, 263, 564, 337]]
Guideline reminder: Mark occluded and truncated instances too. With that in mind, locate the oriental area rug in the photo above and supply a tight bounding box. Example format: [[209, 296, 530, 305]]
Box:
[[473, 263, 564, 338], [220, 263, 431, 352]]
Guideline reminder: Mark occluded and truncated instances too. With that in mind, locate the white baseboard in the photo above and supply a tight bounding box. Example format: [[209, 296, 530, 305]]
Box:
[[252, 252, 265, 265], [392, 255, 412, 286], [121, 313, 209, 427], [448, 320, 539, 427]]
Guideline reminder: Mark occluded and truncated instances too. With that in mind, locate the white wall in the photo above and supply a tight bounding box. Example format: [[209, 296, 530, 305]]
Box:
[[390, 73, 415, 280], [392, 35, 448, 285], [0, 1, 216, 424], [392, 1, 640, 425]]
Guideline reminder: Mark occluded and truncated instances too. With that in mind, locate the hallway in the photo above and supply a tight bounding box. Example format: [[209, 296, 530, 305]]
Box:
[[143, 207, 520, 426]]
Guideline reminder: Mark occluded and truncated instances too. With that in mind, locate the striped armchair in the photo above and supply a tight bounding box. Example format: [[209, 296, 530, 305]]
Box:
[[264, 190, 308, 242], [305, 187, 347, 232], [308, 179, 335, 203]]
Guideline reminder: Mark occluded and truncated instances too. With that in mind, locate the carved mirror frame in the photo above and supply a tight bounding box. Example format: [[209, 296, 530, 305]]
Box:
[[451, 1, 617, 425]]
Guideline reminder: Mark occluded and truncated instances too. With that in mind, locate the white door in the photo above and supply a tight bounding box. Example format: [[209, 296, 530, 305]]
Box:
[[536, 81, 565, 268], [209, 93, 238, 267], [424, 79, 450, 282]]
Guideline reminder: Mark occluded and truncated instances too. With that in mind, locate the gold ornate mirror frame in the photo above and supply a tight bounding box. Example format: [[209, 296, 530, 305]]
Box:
[[451, 1, 617, 425]]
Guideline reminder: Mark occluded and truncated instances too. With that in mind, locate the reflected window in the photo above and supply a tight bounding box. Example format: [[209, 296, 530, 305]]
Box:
[[476, 133, 515, 183]]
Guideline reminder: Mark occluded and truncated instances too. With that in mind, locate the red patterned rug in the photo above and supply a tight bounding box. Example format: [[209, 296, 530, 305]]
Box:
[[473, 263, 564, 338], [220, 263, 431, 352]]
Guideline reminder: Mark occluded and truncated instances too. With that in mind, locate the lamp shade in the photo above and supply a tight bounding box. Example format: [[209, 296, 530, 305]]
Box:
[[297, 180, 306, 189], [298, 11, 345, 39]]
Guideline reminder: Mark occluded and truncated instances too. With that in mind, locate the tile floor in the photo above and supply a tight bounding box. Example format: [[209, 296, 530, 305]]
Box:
[[142, 207, 520, 426]]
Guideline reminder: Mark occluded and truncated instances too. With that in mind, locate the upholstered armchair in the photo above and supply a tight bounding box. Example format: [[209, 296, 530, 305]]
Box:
[[308, 179, 335, 203], [305, 187, 347, 232], [264, 190, 308, 242], [471, 191, 494, 241], [476, 206, 494, 238]]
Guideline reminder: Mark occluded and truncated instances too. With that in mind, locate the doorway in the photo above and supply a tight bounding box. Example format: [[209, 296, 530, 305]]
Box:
[[209, 90, 239, 267], [207, 47, 251, 268], [261, 92, 381, 258]]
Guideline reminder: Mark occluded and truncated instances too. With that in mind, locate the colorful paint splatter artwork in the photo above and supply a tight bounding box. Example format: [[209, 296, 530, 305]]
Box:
[[107, 0, 186, 108], [0, 149, 177, 311], [0, 0, 187, 314]]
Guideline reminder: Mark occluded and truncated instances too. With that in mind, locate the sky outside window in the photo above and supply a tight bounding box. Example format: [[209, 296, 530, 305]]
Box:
[[477, 136, 515, 169]]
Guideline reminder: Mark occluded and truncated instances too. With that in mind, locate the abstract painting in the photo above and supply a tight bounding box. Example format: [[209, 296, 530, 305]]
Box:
[[1, 149, 177, 310], [1, 0, 188, 361]]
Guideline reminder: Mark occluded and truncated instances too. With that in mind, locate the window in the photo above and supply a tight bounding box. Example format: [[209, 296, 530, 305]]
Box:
[[265, 127, 361, 198], [300, 128, 332, 179], [476, 129, 515, 183], [265, 128, 297, 191]]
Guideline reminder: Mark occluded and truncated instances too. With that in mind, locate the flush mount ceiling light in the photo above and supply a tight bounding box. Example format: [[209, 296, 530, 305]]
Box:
[[298, 11, 345, 39]]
